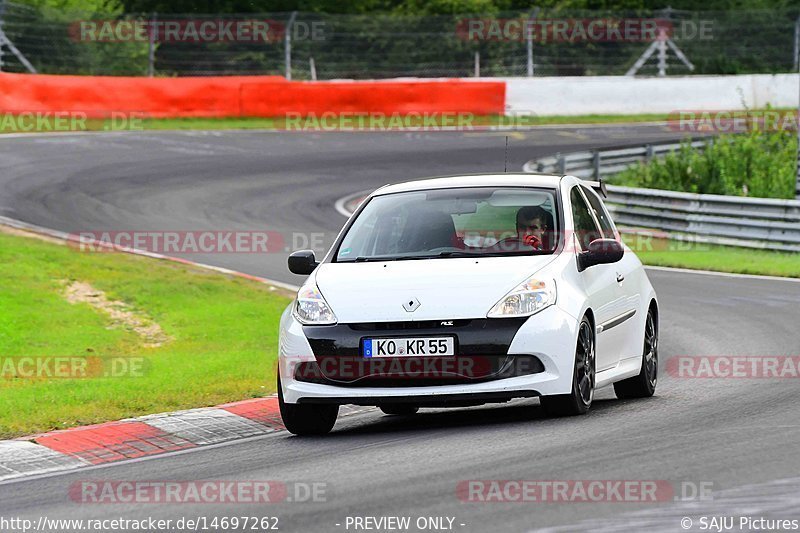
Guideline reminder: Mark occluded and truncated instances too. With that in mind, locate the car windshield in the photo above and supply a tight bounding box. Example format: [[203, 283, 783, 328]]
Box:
[[336, 187, 559, 262]]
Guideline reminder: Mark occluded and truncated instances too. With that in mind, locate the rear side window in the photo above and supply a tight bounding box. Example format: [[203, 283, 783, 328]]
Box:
[[570, 187, 603, 251], [581, 186, 615, 238]]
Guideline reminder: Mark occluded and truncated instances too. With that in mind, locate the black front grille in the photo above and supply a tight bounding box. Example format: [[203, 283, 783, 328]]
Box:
[[300, 318, 535, 387], [303, 318, 528, 359]]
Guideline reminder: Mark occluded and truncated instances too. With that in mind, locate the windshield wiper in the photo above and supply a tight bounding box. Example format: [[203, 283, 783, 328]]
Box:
[[434, 250, 481, 257], [393, 250, 482, 260]]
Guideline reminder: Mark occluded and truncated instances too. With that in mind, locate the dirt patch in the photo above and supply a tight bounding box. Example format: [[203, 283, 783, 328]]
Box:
[[64, 281, 171, 348]]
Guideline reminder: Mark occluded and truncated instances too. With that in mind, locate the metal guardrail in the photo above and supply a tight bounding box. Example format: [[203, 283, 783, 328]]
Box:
[[523, 140, 800, 252], [523, 138, 710, 180]]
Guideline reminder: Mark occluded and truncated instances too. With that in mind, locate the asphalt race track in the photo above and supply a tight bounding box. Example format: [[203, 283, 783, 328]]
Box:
[[1, 125, 799, 532], [0, 124, 698, 286]]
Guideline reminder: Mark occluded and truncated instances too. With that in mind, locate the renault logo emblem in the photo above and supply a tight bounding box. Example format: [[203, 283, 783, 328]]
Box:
[[403, 297, 421, 312]]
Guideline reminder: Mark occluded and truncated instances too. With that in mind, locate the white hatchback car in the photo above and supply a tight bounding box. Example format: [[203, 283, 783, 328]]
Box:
[[278, 174, 658, 435]]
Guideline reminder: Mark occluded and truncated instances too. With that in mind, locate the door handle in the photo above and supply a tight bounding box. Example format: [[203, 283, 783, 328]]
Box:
[[616, 273, 625, 283]]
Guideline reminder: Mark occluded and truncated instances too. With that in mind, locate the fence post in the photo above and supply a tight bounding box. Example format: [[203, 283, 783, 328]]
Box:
[[526, 26, 533, 77], [797, 54, 800, 199], [474, 51, 480, 77], [525, 8, 539, 77], [285, 11, 297, 81], [309, 57, 316, 80], [0, 0, 6, 72], [147, 12, 156, 77], [794, 16, 800, 72]]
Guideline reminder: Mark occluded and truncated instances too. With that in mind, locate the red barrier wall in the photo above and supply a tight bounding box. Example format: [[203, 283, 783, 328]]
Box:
[[0, 73, 505, 118]]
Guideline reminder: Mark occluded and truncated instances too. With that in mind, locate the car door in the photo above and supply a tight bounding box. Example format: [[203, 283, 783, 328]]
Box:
[[581, 185, 642, 360], [570, 186, 627, 372]]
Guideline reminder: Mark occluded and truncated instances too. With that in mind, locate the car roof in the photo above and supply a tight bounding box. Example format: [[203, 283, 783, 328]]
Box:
[[373, 173, 564, 196]]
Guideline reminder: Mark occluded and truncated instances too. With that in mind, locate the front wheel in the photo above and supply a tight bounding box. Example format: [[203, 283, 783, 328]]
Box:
[[278, 375, 338, 435], [614, 306, 658, 399], [540, 316, 595, 417]]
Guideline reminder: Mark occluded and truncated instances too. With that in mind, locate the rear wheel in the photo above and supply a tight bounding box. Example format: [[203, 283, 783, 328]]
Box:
[[379, 405, 419, 416], [277, 375, 338, 435], [540, 316, 595, 417], [614, 307, 658, 399]]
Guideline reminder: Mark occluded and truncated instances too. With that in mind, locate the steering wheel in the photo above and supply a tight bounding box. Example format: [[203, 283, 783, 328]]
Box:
[[490, 234, 542, 251]]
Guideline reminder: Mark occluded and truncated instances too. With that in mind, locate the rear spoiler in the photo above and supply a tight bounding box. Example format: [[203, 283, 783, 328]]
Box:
[[584, 179, 608, 198]]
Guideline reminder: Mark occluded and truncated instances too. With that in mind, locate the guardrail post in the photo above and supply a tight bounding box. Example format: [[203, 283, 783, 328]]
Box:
[[645, 144, 654, 162], [592, 151, 600, 179], [557, 154, 566, 175]]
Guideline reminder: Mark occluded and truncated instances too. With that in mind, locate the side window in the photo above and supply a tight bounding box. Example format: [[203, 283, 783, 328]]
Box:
[[570, 187, 602, 251], [582, 186, 615, 238]]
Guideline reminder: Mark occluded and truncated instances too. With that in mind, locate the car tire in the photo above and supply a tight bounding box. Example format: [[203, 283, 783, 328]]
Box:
[[277, 375, 338, 436], [379, 405, 419, 416], [614, 306, 658, 399], [540, 315, 595, 417]]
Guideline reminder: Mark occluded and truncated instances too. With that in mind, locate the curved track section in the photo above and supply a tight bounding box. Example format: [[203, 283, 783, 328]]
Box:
[[1, 125, 798, 532], [1, 125, 688, 285]]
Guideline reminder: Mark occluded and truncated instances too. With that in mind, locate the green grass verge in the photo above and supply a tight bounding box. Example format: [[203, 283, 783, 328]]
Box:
[[0, 228, 291, 439], [623, 235, 800, 278]]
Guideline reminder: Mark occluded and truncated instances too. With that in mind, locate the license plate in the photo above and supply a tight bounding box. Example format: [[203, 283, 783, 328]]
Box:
[[363, 337, 455, 358]]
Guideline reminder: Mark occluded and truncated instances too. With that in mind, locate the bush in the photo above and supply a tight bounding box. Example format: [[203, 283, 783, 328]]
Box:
[[611, 130, 797, 199]]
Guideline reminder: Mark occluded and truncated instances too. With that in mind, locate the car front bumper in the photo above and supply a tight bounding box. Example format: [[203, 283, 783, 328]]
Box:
[[278, 303, 578, 405]]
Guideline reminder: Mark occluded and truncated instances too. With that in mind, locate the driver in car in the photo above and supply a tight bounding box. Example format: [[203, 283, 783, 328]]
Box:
[[515, 206, 550, 250]]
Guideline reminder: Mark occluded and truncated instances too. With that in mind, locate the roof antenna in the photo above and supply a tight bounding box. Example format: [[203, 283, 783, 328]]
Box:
[[504, 135, 509, 173]]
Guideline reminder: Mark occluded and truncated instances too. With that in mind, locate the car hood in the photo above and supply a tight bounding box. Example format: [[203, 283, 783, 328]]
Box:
[[314, 255, 557, 323]]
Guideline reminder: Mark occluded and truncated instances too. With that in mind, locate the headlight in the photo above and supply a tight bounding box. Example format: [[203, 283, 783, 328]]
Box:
[[293, 284, 338, 325], [487, 277, 556, 318]]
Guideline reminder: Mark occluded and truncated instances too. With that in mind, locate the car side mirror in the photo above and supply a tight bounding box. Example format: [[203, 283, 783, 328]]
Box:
[[288, 250, 318, 275], [578, 239, 624, 272]]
